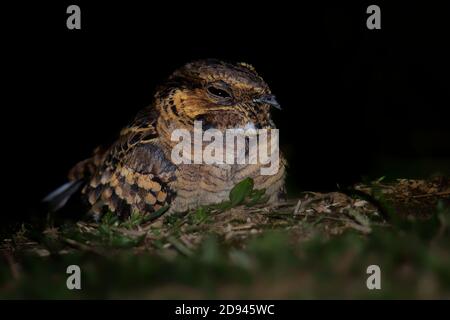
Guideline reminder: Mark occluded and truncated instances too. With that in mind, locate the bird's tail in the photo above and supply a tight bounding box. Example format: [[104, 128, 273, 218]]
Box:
[[42, 180, 84, 212], [43, 146, 108, 213]]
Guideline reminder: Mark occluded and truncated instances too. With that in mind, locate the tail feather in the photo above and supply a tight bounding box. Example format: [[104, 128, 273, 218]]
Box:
[[42, 180, 84, 212], [44, 146, 107, 213]]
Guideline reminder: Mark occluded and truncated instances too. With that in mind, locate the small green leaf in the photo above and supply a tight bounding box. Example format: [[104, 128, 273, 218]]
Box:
[[143, 205, 170, 223], [111, 234, 140, 248], [97, 224, 112, 237], [193, 207, 209, 224], [246, 188, 268, 207], [121, 211, 143, 229], [215, 200, 232, 211], [229, 178, 254, 207], [101, 211, 119, 226]]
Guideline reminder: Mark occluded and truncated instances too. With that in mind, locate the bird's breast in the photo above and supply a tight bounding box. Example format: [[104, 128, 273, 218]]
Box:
[[169, 161, 285, 213]]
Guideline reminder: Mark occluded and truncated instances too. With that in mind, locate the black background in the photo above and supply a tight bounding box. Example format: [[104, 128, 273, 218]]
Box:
[[3, 1, 450, 224], [0, 300, 439, 319]]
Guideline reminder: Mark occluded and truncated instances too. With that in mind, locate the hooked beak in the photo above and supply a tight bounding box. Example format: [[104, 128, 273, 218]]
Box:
[[253, 94, 282, 110]]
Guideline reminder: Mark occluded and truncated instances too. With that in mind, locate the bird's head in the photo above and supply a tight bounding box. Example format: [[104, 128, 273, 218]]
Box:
[[155, 59, 281, 130]]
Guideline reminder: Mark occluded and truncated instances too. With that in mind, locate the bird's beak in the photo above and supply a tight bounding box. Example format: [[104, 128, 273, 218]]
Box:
[[253, 94, 282, 110]]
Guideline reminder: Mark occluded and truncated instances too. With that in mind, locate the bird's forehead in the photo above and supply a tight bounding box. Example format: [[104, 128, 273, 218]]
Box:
[[199, 66, 268, 91]]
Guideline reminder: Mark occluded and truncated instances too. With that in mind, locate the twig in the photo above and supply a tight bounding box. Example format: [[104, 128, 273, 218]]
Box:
[[409, 191, 450, 199], [166, 236, 192, 256], [294, 200, 302, 214], [345, 221, 372, 234], [232, 224, 254, 231]]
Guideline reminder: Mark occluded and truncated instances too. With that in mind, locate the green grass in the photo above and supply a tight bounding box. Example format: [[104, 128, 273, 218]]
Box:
[[1, 178, 449, 299]]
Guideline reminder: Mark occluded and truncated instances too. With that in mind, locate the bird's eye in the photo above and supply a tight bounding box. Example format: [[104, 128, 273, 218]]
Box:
[[207, 86, 231, 99]]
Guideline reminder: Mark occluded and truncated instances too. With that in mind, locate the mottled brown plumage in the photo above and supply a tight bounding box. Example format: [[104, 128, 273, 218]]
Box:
[[64, 59, 286, 218]]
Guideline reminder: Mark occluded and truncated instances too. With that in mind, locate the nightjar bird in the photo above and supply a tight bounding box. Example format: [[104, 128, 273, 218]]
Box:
[[45, 59, 286, 219]]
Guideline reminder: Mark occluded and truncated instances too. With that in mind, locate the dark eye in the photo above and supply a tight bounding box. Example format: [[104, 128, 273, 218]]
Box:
[[207, 86, 231, 99]]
